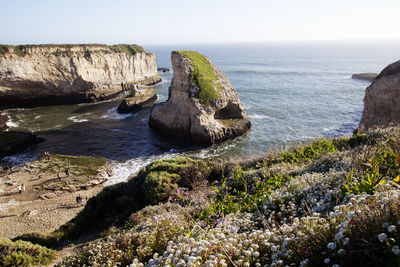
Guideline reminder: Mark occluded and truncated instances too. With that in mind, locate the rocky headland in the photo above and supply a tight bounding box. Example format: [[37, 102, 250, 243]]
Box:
[[150, 51, 251, 145], [351, 72, 377, 82], [0, 44, 161, 108], [359, 60, 400, 129]]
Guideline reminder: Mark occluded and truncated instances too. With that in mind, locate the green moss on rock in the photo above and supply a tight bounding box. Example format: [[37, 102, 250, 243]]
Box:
[[176, 51, 221, 104]]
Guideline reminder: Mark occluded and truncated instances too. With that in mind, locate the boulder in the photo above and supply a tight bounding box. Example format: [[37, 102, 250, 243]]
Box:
[[150, 51, 251, 145], [359, 60, 400, 129], [351, 73, 377, 82], [117, 87, 157, 113]]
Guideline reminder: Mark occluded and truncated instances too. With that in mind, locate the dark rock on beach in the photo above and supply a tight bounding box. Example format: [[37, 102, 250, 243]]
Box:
[[0, 131, 43, 158]]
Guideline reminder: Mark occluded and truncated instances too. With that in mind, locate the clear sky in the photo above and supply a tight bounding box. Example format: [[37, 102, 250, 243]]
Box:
[[1, 0, 400, 45]]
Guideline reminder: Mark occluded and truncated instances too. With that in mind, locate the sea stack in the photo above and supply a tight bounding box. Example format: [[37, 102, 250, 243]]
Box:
[[360, 60, 400, 129], [149, 51, 251, 146], [0, 44, 161, 108]]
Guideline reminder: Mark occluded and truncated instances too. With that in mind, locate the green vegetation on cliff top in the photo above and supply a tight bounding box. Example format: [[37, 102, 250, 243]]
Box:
[[0, 44, 147, 58], [176, 50, 222, 104]]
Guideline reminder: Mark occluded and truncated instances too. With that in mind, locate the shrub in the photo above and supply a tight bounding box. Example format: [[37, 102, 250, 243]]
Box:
[[0, 238, 56, 266]]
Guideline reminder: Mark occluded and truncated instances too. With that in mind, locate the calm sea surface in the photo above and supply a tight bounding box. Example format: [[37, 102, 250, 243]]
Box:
[[3, 42, 400, 184]]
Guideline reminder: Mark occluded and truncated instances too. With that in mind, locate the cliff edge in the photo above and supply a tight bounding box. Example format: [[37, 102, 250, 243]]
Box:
[[149, 51, 251, 145], [0, 44, 161, 108], [359, 60, 400, 129]]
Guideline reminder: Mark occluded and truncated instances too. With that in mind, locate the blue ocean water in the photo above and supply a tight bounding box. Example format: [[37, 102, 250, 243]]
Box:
[[4, 42, 400, 184]]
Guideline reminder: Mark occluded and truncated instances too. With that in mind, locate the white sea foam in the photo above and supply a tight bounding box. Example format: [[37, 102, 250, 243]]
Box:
[[249, 114, 269, 120], [34, 115, 41, 119], [105, 152, 178, 186], [101, 107, 133, 120], [5, 117, 18, 128], [67, 116, 89, 123]]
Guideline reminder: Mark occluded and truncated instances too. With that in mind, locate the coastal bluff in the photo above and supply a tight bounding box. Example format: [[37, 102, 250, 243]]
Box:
[[150, 51, 251, 145], [360, 60, 400, 129], [0, 44, 161, 108]]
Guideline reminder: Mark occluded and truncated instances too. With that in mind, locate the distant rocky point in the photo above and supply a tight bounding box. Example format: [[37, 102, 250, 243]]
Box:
[[360, 60, 400, 129], [0, 44, 161, 108], [157, 67, 170, 73], [150, 51, 251, 145], [351, 73, 377, 82]]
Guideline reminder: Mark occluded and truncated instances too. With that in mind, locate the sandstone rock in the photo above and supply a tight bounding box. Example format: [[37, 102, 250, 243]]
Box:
[[117, 87, 157, 113], [359, 60, 400, 129], [0, 44, 161, 108], [150, 51, 251, 145], [351, 73, 377, 82]]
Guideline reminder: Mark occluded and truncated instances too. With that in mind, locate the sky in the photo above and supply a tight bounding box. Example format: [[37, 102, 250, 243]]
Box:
[[1, 0, 400, 45]]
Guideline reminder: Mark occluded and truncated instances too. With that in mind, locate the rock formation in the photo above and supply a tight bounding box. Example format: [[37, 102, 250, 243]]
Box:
[[150, 51, 251, 145], [359, 60, 400, 129], [0, 44, 161, 108], [0, 131, 43, 158], [352, 73, 377, 82], [0, 112, 8, 132], [117, 86, 157, 113]]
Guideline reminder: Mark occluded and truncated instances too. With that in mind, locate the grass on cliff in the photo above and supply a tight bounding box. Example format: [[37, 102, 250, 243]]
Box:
[[110, 44, 146, 56], [0, 44, 147, 58], [176, 50, 222, 104]]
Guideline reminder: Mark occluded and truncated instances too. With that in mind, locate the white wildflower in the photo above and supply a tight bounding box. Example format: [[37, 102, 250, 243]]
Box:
[[335, 232, 343, 241], [338, 249, 346, 256], [392, 245, 400, 256], [324, 258, 330, 264], [378, 233, 387, 241], [327, 242, 337, 250], [388, 225, 396, 233]]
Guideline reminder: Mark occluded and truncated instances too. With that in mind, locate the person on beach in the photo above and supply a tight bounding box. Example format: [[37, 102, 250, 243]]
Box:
[[65, 169, 70, 176], [18, 184, 22, 194], [57, 173, 61, 180]]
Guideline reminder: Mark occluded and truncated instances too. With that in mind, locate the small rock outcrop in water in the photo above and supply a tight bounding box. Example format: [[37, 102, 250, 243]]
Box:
[[0, 44, 161, 108], [360, 60, 400, 129], [157, 67, 170, 73], [150, 51, 251, 145], [351, 73, 377, 82], [117, 86, 157, 113]]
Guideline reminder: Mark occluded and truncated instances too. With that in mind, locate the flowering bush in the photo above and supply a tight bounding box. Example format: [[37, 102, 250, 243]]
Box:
[[56, 127, 400, 266]]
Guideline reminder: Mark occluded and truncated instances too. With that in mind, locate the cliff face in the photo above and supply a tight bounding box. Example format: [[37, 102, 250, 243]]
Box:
[[0, 44, 161, 108], [359, 60, 400, 129], [150, 51, 251, 146]]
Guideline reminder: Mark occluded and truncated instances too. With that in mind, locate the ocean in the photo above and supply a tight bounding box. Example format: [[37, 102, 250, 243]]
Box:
[[3, 41, 400, 185]]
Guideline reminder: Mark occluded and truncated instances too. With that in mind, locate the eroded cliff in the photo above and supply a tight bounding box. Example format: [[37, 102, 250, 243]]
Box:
[[0, 44, 161, 107]]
